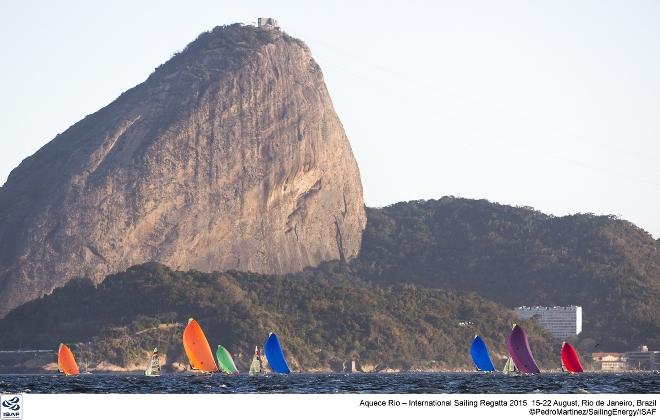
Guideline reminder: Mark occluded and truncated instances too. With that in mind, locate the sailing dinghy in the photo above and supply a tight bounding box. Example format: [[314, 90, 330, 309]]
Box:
[[470, 335, 496, 372], [507, 324, 541, 374], [182, 318, 218, 373], [58, 343, 80, 376], [145, 347, 161, 376], [264, 332, 291, 374], [216, 345, 239, 374], [249, 346, 263, 376], [502, 356, 519, 375], [561, 342, 584, 373]]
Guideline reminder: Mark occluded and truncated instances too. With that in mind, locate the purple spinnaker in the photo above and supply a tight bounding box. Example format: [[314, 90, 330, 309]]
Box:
[[507, 324, 541, 374]]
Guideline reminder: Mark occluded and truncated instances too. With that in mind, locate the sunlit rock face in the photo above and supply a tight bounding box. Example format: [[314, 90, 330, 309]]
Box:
[[0, 24, 366, 316]]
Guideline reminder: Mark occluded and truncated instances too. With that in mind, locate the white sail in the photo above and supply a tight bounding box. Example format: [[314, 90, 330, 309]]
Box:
[[248, 346, 262, 376], [503, 357, 518, 374], [145, 347, 161, 377]]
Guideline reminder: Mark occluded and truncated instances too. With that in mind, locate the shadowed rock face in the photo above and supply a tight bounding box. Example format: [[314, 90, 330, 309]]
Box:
[[0, 24, 366, 316]]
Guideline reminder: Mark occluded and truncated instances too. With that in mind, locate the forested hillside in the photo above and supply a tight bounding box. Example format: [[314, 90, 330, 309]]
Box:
[[0, 263, 558, 371], [354, 197, 660, 350]]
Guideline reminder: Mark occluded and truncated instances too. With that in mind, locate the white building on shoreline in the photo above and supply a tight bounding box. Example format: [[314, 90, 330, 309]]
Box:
[[514, 305, 582, 339]]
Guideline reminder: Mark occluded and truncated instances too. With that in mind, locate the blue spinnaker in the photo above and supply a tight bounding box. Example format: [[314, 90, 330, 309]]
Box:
[[264, 332, 291, 374], [470, 335, 496, 372]]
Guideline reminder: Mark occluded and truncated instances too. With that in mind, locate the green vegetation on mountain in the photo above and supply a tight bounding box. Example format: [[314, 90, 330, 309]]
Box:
[[353, 197, 660, 350], [2, 196, 656, 370], [0, 263, 559, 371]]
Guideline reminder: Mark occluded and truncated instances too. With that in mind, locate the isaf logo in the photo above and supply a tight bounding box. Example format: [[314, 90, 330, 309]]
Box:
[[1, 398, 19, 410], [0, 395, 22, 419]]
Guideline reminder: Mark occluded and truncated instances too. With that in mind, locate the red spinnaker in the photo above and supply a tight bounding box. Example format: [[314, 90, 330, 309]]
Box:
[[561, 342, 584, 373]]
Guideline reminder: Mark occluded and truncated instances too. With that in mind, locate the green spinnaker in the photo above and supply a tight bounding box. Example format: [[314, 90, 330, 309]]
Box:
[[216, 345, 239, 374]]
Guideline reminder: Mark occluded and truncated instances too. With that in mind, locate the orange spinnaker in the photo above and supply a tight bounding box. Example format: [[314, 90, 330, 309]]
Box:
[[58, 343, 80, 375], [561, 342, 584, 373], [183, 319, 218, 373]]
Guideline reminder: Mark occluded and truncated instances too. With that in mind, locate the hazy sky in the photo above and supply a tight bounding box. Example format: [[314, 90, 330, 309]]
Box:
[[1, 1, 659, 237]]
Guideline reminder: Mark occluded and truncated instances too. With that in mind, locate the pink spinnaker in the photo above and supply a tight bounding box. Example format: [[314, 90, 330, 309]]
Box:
[[507, 324, 541, 374]]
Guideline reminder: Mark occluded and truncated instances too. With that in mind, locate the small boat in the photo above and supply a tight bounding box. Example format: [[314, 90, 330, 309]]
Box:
[[182, 318, 218, 373], [561, 342, 584, 373], [145, 347, 161, 377], [502, 356, 519, 375], [58, 343, 80, 376], [249, 346, 263, 376], [470, 335, 496, 372], [507, 324, 540, 374], [216, 345, 239, 375], [264, 332, 291, 374]]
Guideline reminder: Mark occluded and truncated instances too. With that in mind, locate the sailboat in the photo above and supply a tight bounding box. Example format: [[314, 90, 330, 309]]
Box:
[[216, 345, 239, 375], [561, 342, 584, 373], [470, 335, 496, 372], [507, 324, 541, 374], [58, 343, 80, 376], [182, 318, 218, 374], [80, 360, 92, 374], [502, 356, 519, 375], [264, 332, 291, 374], [145, 347, 161, 377], [249, 346, 263, 376]]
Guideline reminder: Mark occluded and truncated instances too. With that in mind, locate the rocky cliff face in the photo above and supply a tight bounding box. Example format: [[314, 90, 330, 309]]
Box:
[[0, 24, 366, 316]]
